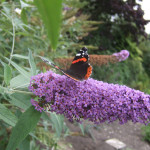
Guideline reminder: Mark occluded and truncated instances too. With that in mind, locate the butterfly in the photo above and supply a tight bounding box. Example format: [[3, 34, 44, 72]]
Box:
[[40, 47, 92, 81]]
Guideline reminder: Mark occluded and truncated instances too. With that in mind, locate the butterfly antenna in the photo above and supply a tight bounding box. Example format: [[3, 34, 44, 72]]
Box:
[[38, 56, 63, 71]]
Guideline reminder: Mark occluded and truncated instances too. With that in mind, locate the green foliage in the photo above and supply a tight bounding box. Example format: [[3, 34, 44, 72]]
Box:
[[83, 1, 150, 92], [8, 93, 31, 110], [139, 37, 150, 77], [78, 123, 85, 135], [4, 57, 31, 79], [0, 0, 150, 149], [0, 103, 18, 126], [81, 0, 148, 53], [140, 37, 150, 143], [4, 64, 12, 86], [142, 124, 150, 143], [28, 49, 37, 76], [92, 59, 150, 92], [78, 122, 93, 136], [17, 135, 30, 150], [10, 74, 30, 89], [34, 0, 63, 50], [0, 121, 9, 149], [0, 1, 70, 148], [6, 106, 41, 150], [50, 112, 69, 138], [34, 127, 58, 149]]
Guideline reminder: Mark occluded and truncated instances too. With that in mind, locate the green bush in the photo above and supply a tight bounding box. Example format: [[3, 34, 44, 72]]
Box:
[[142, 124, 150, 143], [92, 59, 150, 93]]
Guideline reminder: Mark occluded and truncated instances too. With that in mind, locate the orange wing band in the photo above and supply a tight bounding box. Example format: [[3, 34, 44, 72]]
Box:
[[72, 58, 87, 64], [63, 72, 80, 81], [84, 66, 92, 80]]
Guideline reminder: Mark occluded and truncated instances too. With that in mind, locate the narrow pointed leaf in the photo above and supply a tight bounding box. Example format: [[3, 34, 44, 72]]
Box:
[[4, 64, 12, 85], [21, 8, 28, 24], [12, 54, 28, 60], [0, 103, 18, 127], [20, 0, 32, 9], [34, 0, 62, 50], [4, 57, 30, 79], [10, 74, 30, 88], [17, 135, 30, 150], [78, 123, 85, 135], [28, 49, 36, 75], [9, 93, 31, 110], [6, 106, 41, 150], [0, 85, 4, 93], [50, 113, 64, 138]]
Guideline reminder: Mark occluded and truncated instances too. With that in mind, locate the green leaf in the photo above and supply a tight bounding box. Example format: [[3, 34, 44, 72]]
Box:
[[0, 59, 5, 66], [41, 112, 52, 122], [50, 112, 64, 138], [4, 57, 30, 79], [6, 106, 41, 150], [20, 0, 33, 9], [21, 8, 28, 24], [0, 85, 4, 93], [18, 135, 30, 150], [78, 123, 85, 135], [9, 93, 31, 110], [10, 74, 30, 89], [34, 0, 62, 50], [28, 49, 36, 75], [0, 103, 18, 127], [12, 54, 28, 60], [4, 64, 12, 85]]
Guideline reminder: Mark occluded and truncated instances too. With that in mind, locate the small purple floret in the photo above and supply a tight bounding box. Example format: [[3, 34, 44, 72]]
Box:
[[113, 50, 130, 61], [29, 71, 150, 125]]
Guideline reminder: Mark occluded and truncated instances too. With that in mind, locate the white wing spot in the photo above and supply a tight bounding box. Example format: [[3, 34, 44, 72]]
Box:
[[76, 53, 81, 56]]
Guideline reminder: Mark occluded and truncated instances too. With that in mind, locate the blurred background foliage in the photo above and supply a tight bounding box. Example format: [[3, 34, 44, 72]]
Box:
[[0, 0, 150, 149]]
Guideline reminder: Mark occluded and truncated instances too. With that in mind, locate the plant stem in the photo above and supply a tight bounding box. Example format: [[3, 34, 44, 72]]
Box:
[[3, 104, 14, 106], [12, 83, 30, 90], [1, 4, 15, 87], [10, 89, 33, 95], [0, 86, 33, 95], [1, 11, 16, 87], [9, 19, 15, 65]]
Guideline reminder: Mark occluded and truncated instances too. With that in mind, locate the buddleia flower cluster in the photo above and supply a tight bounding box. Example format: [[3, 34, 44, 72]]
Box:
[[29, 71, 150, 125], [112, 50, 129, 62]]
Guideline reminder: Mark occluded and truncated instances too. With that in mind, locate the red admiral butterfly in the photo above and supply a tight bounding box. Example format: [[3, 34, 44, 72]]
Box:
[[40, 47, 92, 81]]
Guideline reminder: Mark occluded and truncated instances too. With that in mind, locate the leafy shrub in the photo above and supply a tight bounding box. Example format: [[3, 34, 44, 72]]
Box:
[[81, 0, 149, 52], [92, 59, 150, 93], [142, 124, 150, 143]]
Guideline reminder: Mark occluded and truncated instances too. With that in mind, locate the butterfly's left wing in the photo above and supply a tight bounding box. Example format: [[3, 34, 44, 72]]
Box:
[[39, 56, 80, 81]]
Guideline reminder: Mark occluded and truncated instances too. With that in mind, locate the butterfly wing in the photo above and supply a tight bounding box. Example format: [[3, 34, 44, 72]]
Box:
[[65, 47, 92, 80], [39, 56, 80, 81]]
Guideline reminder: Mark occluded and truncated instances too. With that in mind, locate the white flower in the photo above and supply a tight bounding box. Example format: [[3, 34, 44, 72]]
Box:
[[15, 8, 22, 15]]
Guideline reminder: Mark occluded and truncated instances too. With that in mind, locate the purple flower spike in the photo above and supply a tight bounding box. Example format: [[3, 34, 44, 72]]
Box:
[[113, 50, 130, 61], [29, 71, 150, 125]]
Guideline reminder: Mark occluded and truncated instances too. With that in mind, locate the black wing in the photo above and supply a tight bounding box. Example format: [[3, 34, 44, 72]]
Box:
[[65, 47, 91, 80]]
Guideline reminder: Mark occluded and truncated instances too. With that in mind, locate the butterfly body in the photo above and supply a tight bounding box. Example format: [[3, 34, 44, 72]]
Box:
[[41, 47, 92, 81]]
